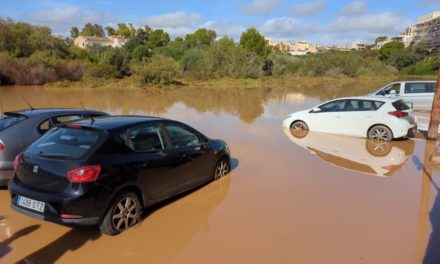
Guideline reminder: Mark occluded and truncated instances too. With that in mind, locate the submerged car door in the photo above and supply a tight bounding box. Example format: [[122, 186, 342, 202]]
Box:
[[123, 123, 179, 201], [308, 99, 348, 135], [163, 122, 215, 192]]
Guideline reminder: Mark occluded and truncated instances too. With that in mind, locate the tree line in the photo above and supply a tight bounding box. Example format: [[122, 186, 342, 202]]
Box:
[[0, 18, 438, 86]]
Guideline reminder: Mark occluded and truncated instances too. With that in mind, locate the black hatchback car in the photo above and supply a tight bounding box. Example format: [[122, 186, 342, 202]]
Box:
[[9, 116, 231, 235], [0, 108, 108, 186]]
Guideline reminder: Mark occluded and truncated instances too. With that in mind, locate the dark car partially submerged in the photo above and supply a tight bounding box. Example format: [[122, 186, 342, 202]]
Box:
[[0, 108, 108, 186], [9, 116, 231, 235]]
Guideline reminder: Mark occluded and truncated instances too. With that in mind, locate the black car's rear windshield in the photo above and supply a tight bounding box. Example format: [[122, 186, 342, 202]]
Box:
[[26, 127, 104, 159], [0, 114, 27, 132], [392, 100, 411, 111]]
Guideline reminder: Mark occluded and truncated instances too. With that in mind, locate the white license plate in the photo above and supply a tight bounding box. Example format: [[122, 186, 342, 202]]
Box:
[[17, 196, 45, 213]]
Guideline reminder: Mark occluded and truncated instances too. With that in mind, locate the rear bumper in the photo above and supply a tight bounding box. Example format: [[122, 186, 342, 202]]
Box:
[[0, 170, 13, 186], [8, 178, 105, 226], [11, 203, 100, 225]]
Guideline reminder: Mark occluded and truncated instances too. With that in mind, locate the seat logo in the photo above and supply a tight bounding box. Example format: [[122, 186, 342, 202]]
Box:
[[33, 165, 39, 173]]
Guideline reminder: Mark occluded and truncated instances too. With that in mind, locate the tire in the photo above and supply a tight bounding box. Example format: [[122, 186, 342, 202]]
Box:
[[365, 139, 392, 157], [289, 121, 309, 139], [100, 192, 142, 236], [213, 157, 230, 180], [368, 125, 393, 141]]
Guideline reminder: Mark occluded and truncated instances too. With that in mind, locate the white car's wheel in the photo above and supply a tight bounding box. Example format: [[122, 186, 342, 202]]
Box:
[[290, 121, 309, 138], [368, 125, 393, 141]]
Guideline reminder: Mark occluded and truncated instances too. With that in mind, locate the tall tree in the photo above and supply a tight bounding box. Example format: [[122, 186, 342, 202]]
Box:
[[185, 28, 217, 48], [105, 26, 116, 36], [81, 23, 105, 37], [239, 27, 269, 57], [70, 26, 79, 39], [116, 23, 131, 37], [378, 41, 404, 61], [147, 29, 170, 48], [375, 36, 387, 44]]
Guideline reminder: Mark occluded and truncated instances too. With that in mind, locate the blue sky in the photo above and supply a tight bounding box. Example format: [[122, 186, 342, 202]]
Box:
[[1, 0, 439, 45]]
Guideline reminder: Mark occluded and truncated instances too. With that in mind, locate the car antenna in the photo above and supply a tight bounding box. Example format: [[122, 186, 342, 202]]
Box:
[[79, 102, 95, 124], [20, 94, 34, 111]]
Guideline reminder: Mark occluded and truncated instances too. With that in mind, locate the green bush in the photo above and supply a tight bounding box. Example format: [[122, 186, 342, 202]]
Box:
[[131, 54, 181, 85], [84, 63, 119, 80], [403, 57, 440, 75], [132, 45, 151, 61]]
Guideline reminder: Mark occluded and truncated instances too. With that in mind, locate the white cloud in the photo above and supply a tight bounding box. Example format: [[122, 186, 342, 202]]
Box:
[[200, 20, 247, 39], [239, 0, 283, 15], [261, 17, 317, 38], [340, 0, 368, 16], [26, 6, 113, 35], [287, 1, 325, 16], [140, 12, 202, 28], [327, 12, 409, 34]]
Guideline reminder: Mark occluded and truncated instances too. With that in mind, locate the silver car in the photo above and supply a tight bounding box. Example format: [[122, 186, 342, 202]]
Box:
[[371, 80, 437, 111], [0, 108, 108, 186]]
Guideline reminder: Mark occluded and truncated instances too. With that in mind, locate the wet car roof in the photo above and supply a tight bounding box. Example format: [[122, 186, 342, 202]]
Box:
[[71, 116, 166, 131], [6, 108, 105, 117]]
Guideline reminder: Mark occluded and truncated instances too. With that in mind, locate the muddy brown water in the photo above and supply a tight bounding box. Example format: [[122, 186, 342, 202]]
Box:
[[0, 84, 439, 264]]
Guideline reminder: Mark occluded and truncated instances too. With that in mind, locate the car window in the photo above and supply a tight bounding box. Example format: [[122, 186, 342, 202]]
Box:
[[319, 100, 347, 112], [378, 83, 400, 95], [38, 119, 53, 134], [128, 125, 165, 152], [0, 114, 27, 132], [404, 82, 435, 94], [347, 100, 384, 111], [26, 127, 102, 159], [165, 124, 200, 147], [53, 115, 83, 124], [392, 100, 410, 111]]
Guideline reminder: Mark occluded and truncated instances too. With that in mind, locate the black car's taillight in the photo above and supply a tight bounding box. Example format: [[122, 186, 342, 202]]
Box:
[[0, 142, 4, 151], [67, 165, 101, 183], [14, 153, 21, 170]]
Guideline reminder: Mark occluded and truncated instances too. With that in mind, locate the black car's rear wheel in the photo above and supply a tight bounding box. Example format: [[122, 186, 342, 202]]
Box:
[[100, 192, 142, 236], [214, 158, 230, 180]]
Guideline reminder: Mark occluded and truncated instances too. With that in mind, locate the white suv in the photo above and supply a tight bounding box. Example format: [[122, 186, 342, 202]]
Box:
[[371, 80, 436, 111]]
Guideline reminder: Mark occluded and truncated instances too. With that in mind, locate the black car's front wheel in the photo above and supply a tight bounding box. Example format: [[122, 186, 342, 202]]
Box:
[[214, 158, 230, 180], [100, 192, 142, 236]]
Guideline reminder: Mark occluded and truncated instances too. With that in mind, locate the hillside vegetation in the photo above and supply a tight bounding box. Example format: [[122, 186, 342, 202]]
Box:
[[0, 18, 438, 87]]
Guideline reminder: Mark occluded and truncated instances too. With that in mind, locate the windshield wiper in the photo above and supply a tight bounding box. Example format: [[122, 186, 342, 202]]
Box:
[[39, 152, 72, 159]]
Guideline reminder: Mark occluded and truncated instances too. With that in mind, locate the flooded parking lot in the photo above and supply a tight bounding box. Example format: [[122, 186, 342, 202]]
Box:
[[1, 84, 440, 264]]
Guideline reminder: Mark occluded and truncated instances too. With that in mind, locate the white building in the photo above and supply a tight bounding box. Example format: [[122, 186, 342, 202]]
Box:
[[73, 35, 127, 49]]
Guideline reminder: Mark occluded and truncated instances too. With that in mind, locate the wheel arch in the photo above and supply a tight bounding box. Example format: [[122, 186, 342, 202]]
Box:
[[109, 185, 146, 209]]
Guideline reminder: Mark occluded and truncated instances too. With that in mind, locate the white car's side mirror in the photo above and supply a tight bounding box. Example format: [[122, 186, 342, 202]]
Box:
[[312, 107, 321, 113], [389, 90, 397, 95]]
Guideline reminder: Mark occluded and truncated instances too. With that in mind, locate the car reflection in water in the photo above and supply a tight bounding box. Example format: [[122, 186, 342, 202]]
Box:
[[284, 127, 415, 177]]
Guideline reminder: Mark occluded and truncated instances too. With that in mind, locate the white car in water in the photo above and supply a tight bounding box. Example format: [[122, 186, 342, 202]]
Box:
[[370, 80, 437, 111], [282, 96, 417, 141]]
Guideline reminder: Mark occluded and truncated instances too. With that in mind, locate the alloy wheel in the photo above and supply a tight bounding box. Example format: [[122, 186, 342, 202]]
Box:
[[291, 122, 308, 131], [111, 196, 140, 232], [370, 127, 391, 141], [215, 159, 229, 180]]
